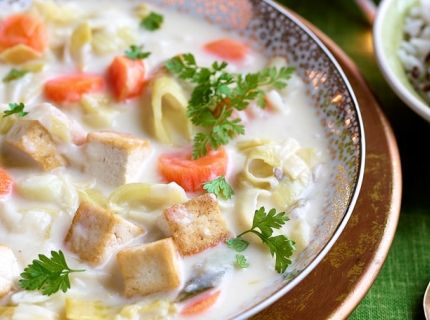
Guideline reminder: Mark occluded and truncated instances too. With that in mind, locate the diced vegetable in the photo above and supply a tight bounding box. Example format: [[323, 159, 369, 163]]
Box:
[[203, 39, 248, 61], [66, 298, 115, 320], [0, 13, 49, 53], [0, 43, 42, 64], [44, 74, 104, 104], [158, 146, 228, 192], [0, 167, 13, 200], [180, 290, 221, 315], [108, 55, 146, 101]]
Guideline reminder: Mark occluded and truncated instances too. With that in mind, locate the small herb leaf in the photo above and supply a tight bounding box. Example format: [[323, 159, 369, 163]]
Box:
[[3, 68, 28, 82], [203, 175, 234, 199], [3, 102, 28, 118], [226, 238, 249, 252], [124, 45, 151, 60], [140, 12, 163, 31], [19, 250, 85, 296], [236, 254, 249, 268], [227, 207, 296, 273]]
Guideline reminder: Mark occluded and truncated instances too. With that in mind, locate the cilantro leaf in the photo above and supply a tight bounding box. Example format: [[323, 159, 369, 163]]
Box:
[[3, 68, 28, 82], [124, 45, 151, 60], [227, 207, 295, 273], [164, 53, 295, 158], [19, 250, 85, 296], [203, 175, 234, 199], [140, 12, 163, 31], [3, 102, 28, 118], [236, 254, 249, 268]]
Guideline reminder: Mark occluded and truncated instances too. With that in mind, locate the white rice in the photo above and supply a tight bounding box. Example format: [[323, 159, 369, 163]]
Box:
[[398, 0, 430, 103]]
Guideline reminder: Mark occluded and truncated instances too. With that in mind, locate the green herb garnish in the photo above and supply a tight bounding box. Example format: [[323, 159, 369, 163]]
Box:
[[140, 12, 163, 31], [19, 250, 85, 296], [235, 254, 249, 268], [226, 207, 295, 273], [203, 175, 234, 199], [125, 45, 151, 60], [3, 102, 28, 118], [164, 53, 295, 159], [3, 68, 28, 82]]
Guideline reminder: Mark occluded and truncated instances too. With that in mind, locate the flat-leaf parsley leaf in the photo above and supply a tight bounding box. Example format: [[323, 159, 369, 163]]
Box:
[[124, 45, 151, 60], [236, 254, 249, 268], [140, 12, 163, 31], [203, 175, 234, 199], [19, 250, 85, 296], [164, 53, 295, 159], [226, 207, 295, 273], [3, 102, 28, 118]]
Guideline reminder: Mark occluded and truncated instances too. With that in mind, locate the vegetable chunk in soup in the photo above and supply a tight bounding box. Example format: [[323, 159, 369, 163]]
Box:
[[0, 0, 331, 319]]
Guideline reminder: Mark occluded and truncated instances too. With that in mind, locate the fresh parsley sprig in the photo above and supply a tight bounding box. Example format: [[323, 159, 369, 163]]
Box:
[[125, 45, 151, 60], [19, 250, 85, 296], [226, 207, 295, 273], [140, 11, 163, 31], [3, 102, 28, 118], [164, 53, 295, 159], [3, 68, 28, 82], [203, 175, 234, 199]]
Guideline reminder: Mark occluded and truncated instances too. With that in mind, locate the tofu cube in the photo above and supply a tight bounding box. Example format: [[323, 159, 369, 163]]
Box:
[[84, 131, 151, 186], [117, 238, 181, 298], [163, 193, 231, 256], [65, 201, 144, 266], [0, 244, 19, 298], [3, 120, 66, 171]]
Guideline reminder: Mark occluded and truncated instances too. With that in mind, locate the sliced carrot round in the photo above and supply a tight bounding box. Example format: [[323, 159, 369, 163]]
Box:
[[108, 55, 146, 102], [44, 74, 104, 104], [0, 168, 13, 200], [0, 13, 49, 53], [180, 290, 221, 316], [158, 147, 228, 193], [203, 39, 248, 62]]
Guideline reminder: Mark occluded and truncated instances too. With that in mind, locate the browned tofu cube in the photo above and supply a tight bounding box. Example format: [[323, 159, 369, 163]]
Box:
[[84, 131, 151, 186], [3, 120, 66, 171], [117, 238, 181, 298], [65, 201, 144, 266], [0, 244, 18, 298], [163, 193, 231, 256]]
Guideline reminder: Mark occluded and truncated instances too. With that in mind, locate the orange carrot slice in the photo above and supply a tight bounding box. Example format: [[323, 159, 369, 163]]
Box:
[[203, 39, 248, 62], [0, 168, 13, 199], [108, 55, 146, 102], [158, 147, 228, 192], [44, 74, 104, 104], [0, 13, 49, 53], [180, 290, 221, 316]]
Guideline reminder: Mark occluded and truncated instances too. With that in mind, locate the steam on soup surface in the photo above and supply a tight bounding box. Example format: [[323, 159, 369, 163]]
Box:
[[0, 0, 331, 319]]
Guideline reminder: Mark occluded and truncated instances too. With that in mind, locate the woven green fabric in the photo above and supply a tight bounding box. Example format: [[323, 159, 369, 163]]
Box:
[[277, 0, 430, 319], [349, 212, 430, 320]]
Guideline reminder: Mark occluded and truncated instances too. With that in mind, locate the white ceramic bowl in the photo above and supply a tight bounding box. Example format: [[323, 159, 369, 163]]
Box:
[[2, 0, 366, 318], [373, 0, 430, 121]]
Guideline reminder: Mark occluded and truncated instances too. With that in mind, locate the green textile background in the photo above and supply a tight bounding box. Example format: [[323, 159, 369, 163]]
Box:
[[277, 0, 430, 319]]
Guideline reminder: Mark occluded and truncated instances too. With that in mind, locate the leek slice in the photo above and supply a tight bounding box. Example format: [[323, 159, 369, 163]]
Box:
[[66, 298, 116, 320], [107, 182, 188, 214], [118, 299, 177, 319], [151, 76, 191, 145]]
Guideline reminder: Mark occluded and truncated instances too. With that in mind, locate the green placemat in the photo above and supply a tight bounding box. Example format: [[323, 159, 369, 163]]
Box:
[[349, 212, 430, 320]]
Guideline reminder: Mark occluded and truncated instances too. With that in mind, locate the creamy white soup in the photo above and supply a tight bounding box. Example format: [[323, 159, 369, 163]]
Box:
[[0, 1, 331, 319]]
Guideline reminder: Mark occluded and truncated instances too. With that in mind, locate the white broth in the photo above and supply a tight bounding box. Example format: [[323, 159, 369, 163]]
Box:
[[0, 1, 331, 319]]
